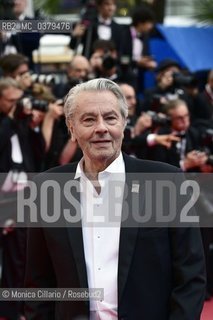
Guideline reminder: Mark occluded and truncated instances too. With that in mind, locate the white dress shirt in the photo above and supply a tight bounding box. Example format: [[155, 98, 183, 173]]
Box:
[[97, 15, 112, 40], [130, 26, 143, 62], [74, 153, 125, 320]]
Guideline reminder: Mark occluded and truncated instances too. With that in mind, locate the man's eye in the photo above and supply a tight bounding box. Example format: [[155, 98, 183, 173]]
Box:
[[83, 118, 95, 124], [106, 116, 117, 122]]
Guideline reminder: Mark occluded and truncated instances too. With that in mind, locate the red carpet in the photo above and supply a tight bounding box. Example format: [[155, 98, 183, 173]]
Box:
[[201, 298, 213, 320]]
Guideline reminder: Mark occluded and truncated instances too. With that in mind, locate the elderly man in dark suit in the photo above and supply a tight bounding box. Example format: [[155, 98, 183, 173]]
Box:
[[25, 78, 206, 320]]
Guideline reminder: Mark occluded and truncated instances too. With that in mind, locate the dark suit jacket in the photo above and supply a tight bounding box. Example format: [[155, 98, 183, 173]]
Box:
[[24, 154, 206, 320], [0, 114, 45, 173], [119, 25, 150, 64], [70, 18, 122, 58], [10, 17, 40, 68], [119, 25, 151, 90]]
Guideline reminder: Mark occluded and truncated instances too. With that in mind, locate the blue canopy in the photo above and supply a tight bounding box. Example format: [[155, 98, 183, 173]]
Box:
[[157, 25, 213, 72]]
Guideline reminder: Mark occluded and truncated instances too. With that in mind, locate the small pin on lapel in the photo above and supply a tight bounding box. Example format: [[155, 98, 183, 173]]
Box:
[[132, 183, 140, 193]]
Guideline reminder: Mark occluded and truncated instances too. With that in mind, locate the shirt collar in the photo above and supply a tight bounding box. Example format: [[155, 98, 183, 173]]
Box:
[[98, 15, 112, 25], [18, 13, 25, 21], [74, 152, 125, 180]]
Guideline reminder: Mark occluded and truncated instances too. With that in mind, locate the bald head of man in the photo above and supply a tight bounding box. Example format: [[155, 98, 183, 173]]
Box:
[[68, 56, 90, 82]]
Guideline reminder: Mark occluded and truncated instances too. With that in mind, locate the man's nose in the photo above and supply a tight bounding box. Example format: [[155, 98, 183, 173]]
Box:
[[95, 118, 108, 133], [80, 70, 87, 79]]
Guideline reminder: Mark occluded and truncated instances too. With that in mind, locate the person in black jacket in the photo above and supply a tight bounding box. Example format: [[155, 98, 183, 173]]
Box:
[[0, 77, 45, 320], [119, 3, 157, 90], [152, 99, 208, 171], [70, 0, 123, 58], [25, 78, 205, 320]]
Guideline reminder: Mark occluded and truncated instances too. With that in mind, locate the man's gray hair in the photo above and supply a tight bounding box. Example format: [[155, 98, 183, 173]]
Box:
[[0, 77, 22, 97], [64, 78, 128, 127], [163, 98, 188, 115]]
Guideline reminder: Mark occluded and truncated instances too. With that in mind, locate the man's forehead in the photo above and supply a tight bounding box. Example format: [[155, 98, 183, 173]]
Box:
[[1, 86, 23, 98], [73, 92, 120, 116], [75, 104, 120, 116], [75, 90, 117, 102], [170, 106, 188, 118]]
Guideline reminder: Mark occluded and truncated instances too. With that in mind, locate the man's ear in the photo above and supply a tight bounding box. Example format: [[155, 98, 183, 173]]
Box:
[[69, 122, 76, 142], [122, 118, 127, 139]]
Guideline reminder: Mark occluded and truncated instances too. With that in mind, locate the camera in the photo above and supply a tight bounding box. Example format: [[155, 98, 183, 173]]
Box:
[[146, 111, 171, 127], [17, 96, 49, 113], [173, 73, 197, 88], [31, 74, 57, 86], [102, 53, 117, 71], [201, 128, 213, 166]]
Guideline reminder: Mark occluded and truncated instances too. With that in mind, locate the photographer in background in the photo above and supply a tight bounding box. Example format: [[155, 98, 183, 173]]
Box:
[[119, 83, 139, 155], [0, 53, 62, 159], [152, 99, 208, 171], [119, 3, 157, 91], [53, 55, 90, 99], [89, 39, 121, 81], [0, 77, 45, 320], [0, 53, 33, 92], [119, 82, 179, 158], [194, 69, 213, 120], [142, 59, 183, 112]]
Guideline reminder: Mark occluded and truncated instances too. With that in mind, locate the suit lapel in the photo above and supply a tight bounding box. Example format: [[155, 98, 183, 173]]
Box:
[[65, 177, 88, 290], [118, 155, 145, 304]]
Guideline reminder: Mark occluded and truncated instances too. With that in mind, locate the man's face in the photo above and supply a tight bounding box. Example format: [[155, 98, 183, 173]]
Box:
[[158, 67, 180, 89], [169, 104, 190, 132], [120, 84, 136, 116], [138, 21, 154, 34], [0, 86, 23, 115], [68, 90, 126, 168], [68, 61, 89, 81], [98, 0, 116, 19], [90, 51, 103, 71], [12, 63, 32, 90], [13, 0, 27, 18], [30, 110, 45, 128]]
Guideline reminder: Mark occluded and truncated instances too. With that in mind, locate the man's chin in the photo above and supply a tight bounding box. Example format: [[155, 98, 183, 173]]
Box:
[[90, 149, 116, 162]]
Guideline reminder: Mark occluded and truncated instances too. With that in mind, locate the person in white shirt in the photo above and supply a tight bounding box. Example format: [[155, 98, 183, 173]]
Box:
[[70, 0, 123, 58]]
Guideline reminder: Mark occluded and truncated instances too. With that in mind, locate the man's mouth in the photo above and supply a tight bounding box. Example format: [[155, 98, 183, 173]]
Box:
[[91, 140, 111, 145]]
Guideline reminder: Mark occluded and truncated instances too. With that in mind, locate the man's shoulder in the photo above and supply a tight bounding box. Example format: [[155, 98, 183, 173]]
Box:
[[33, 162, 78, 183], [123, 154, 181, 173], [45, 162, 78, 173]]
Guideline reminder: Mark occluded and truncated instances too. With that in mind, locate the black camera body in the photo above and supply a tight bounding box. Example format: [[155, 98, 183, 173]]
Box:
[[102, 53, 117, 71], [173, 72, 197, 88], [202, 128, 213, 166], [147, 111, 171, 127], [17, 96, 49, 113]]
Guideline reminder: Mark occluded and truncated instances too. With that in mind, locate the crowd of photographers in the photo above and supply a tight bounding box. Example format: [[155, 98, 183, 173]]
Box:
[[0, 0, 213, 319]]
